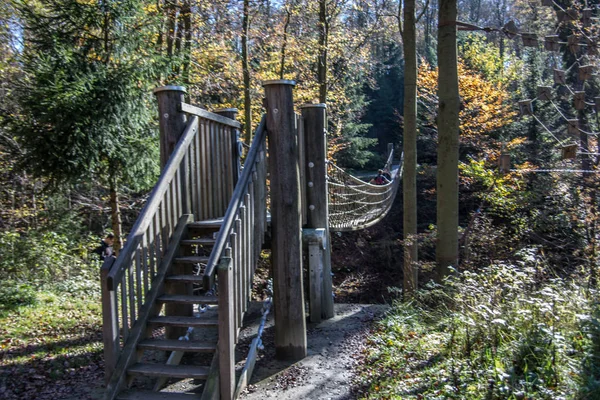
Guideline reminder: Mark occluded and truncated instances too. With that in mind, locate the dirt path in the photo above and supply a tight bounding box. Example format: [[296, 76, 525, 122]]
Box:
[[238, 303, 388, 400]]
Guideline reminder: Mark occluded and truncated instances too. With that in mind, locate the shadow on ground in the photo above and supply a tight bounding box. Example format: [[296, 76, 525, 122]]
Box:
[[238, 303, 388, 400]]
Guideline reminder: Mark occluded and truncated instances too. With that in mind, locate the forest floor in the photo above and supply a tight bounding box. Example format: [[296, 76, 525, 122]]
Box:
[[0, 198, 404, 400]]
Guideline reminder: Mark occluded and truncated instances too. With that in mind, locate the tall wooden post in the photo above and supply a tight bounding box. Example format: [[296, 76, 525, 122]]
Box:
[[154, 86, 188, 168], [101, 257, 118, 384], [263, 80, 307, 360], [215, 108, 242, 187], [301, 104, 334, 321], [153, 85, 192, 339]]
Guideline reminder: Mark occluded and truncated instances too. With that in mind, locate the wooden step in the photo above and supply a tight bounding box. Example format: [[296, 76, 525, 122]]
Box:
[[165, 274, 205, 283], [138, 339, 217, 352], [174, 256, 209, 264], [117, 390, 201, 399], [148, 315, 218, 328], [188, 219, 223, 230], [157, 294, 219, 305], [127, 363, 210, 379], [180, 238, 216, 246]]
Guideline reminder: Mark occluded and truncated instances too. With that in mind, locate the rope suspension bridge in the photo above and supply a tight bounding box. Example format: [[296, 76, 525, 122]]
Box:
[[100, 82, 403, 400], [327, 153, 403, 231]]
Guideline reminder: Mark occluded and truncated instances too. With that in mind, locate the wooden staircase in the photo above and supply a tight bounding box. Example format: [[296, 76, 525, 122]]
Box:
[[113, 219, 224, 399], [102, 101, 269, 400]]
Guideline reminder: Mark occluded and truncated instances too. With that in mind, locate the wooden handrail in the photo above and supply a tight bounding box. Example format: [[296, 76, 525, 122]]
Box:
[[203, 115, 267, 288], [106, 116, 199, 290], [180, 102, 242, 129]]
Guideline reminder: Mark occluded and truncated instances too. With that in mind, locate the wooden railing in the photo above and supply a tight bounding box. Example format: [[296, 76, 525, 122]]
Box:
[[101, 105, 243, 396], [203, 116, 269, 399]]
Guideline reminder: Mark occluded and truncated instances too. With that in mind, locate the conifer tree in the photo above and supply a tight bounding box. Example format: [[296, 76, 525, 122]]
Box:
[[10, 0, 161, 252]]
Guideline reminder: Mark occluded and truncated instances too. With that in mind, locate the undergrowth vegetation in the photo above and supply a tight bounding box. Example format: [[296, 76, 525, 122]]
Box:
[[355, 252, 600, 399]]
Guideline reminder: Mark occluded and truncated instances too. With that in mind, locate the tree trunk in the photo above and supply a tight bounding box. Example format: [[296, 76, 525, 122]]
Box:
[[279, 8, 291, 79], [109, 173, 123, 255], [436, 0, 459, 281], [402, 0, 418, 295], [182, 0, 192, 85], [166, 0, 177, 58], [318, 0, 328, 103], [242, 0, 252, 143]]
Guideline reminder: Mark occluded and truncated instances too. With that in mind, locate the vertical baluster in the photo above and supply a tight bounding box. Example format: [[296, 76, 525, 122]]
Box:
[[135, 247, 143, 309], [259, 149, 267, 238], [202, 121, 212, 219], [193, 132, 201, 220], [154, 211, 163, 270], [239, 205, 247, 314], [253, 172, 261, 264], [220, 125, 229, 207], [161, 195, 169, 253], [224, 126, 233, 201], [211, 122, 221, 216], [205, 121, 214, 218], [243, 193, 250, 306], [235, 217, 243, 330], [246, 184, 254, 271], [229, 230, 239, 336], [214, 123, 222, 216], [120, 276, 129, 342], [216, 124, 224, 210], [168, 181, 176, 239], [147, 220, 156, 279], [218, 123, 226, 216], [174, 168, 181, 219], [128, 254, 137, 325]]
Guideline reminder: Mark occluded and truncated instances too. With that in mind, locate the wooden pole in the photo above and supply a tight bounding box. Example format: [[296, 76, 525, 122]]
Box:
[[218, 253, 235, 400], [154, 86, 188, 168], [153, 85, 192, 339], [101, 257, 119, 385], [263, 80, 307, 360], [301, 104, 333, 320]]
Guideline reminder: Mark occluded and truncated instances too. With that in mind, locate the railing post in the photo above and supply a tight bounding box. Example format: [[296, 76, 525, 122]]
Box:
[[154, 86, 188, 167], [301, 104, 334, 320], [101, 256, 119, 385], [214, 108, 242, 188], [153, 85, 191, 214], [263, 80, 307, 361], [218, 253, 235, 400], [153, 86, 193, 339]]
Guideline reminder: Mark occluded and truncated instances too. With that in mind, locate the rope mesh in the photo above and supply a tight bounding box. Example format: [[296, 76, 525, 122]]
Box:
[[327, 153, 403, 231]]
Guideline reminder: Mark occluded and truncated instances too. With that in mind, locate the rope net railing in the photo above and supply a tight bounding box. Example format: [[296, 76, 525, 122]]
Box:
[[327, 151, 403, 231]]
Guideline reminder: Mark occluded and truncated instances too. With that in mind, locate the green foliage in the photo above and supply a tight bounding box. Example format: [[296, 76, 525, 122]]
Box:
[[0, 282, 37, 313], [0, 229, 95, 285], [460, 33, 523, 87], [356, 256, 597, 399], [9, 0, 161, 190]]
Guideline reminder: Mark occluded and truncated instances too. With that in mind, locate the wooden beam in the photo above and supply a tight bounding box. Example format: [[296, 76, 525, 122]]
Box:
[[264, 80, 307, 361], [301, 104, 333, 320], [218, 253, 235, 399], [101, 257, 118, 385], [180, 102, 242, 129]]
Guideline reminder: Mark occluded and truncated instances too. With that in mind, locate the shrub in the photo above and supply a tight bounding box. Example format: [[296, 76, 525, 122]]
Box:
[[0, 282, 38, 312], [357, 254, 597, 399]]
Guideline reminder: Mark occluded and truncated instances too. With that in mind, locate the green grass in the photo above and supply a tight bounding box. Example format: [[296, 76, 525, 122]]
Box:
[[355, 259, 600, 400], [0, 288, 103, 381]]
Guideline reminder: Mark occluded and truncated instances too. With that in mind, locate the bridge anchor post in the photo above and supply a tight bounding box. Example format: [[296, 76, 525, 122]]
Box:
[[263, 80, 307, 361], [301, 103, 334, 321]]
